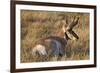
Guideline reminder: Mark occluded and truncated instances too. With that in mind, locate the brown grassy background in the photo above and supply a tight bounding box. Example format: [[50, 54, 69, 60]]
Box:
[[20, 10, 90, 63]]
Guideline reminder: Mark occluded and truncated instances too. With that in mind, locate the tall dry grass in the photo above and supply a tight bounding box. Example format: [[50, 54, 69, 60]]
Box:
[[21, 10, 90, 63]]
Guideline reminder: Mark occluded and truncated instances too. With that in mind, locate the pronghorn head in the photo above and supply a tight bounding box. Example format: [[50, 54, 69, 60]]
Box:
[[62, 16, 79, 41]]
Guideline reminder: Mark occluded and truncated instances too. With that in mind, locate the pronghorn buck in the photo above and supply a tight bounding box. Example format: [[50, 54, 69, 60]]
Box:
[[31, 16, 79, 56]]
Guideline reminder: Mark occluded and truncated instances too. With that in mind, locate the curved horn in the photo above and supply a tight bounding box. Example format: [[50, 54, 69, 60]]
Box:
[[66, 16, 79, 31], [65, 16, 79, 40]]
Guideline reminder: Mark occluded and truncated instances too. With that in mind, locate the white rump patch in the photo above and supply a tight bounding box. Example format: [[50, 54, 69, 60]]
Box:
[[32, 44, 47, 55]]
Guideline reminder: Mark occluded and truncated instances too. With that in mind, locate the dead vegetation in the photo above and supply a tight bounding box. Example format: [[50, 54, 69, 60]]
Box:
[[21, 10, 90, 63]]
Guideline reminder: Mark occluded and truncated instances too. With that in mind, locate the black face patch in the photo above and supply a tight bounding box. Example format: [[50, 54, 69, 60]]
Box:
[[64, 32, 71, 40]]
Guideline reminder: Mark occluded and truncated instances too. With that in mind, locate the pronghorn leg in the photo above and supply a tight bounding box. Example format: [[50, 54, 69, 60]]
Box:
[[55, 40, 65, 56], [51, 40, 59, 56]]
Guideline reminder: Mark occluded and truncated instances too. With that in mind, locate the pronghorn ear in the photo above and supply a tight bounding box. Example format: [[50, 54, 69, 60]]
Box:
[[66, 30, 79, 40], [69, 30, 79, 40]]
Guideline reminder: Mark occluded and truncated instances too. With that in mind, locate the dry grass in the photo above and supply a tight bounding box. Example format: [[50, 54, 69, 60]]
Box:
[[21, 10, 90, 63]]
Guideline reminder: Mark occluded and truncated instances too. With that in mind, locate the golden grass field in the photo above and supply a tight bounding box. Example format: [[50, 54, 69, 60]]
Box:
[[21, 10, 90, 63]]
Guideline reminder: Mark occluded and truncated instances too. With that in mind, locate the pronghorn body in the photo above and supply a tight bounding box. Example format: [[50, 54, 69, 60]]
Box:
[[32, 16, 79, 56], [32, 36, 67, 56]]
